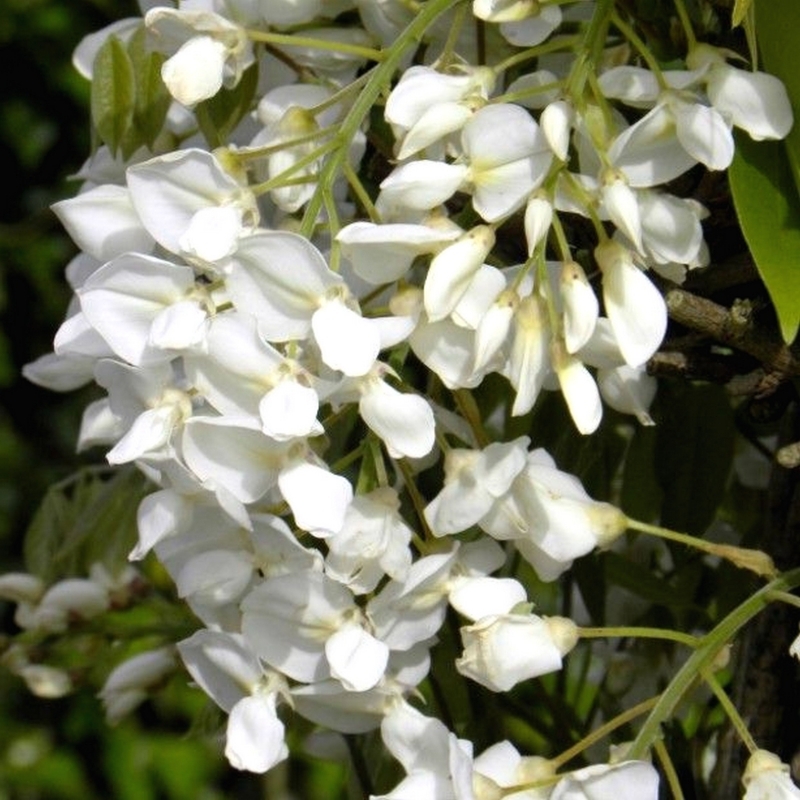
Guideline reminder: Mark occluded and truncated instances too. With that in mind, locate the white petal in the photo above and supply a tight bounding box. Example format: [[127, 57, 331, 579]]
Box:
[[225, 695, 288, 773], [260, 381, 322, 441], [597, 242, 667, 367], [278, 461, 353, 537], [179, 206, 243, 261], [707, 65, 793, 141], [499, 5, 562, 46], [671, 98, 734, 171], [226, 231, 340, 342], [378, 161, 468, 212], [541, 99, 573, 161], [312, 302, 380, 376], [524, 196, 553, 255], [424, 226, 495, 322], [398, 102, 472, 160], [126, 148, 246, 256], [560, 261, 598, 354], [106, 406, 178, 464], [603, 179, 643, 252], [553, 347, 602, 435], [325, 625, 389, 692], [449, 576, 527, 621], [162, 36, 227, 106], [148, 299, 207, 351], [359, 379, 436, 459], [52, 184, 154, 262]]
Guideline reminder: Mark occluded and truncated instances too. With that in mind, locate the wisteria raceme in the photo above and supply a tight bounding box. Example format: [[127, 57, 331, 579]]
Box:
[[7, 0, 799, 796]]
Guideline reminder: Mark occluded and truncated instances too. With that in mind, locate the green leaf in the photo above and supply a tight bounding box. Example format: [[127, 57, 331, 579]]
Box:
[[653, 383, 735, 538], [23, 467, 149, 581], [756, 0, 800, 199], [194, 63, 259, 148], [729, 133, 800, 343], [127, 26, 170, 152], [90, 36, 135, 156]]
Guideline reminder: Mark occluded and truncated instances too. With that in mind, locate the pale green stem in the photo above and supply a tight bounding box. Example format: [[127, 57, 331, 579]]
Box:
[[549, 694, 660, 769], [491, 79, 564, 107], [436, 0, 469, 69], [566, 0, 615, 100], [703, 668, 758, 754], [610, 11, 669, 90], [625, 516, 777, 578], [342, 159, 380, 223], [627, 567, 800, 760], [306, 71, 373, 117], [766, 589, 800, 611], [231, 125, 338, 163], [246, 30, 385, 63], [249, 140, 339, 195], [654, 739, 686, 800], [577, 625, 701, 649], [397, 457, 435, 548], [452, 388, 490, 448], [672, 0, 697, 49], [492, 35, 581, 76], [300, 0, 464, 236]]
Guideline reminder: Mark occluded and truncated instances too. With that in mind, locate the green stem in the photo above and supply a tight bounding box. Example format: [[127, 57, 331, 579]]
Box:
[[577, 625, 701, 648], [703, 668, 758, 755], [492, 35, 581, 76], [549, 694, 660, 769], [232, 125, 338, 163], [610, 11, 669, 90], [766, 589, 800, 611], [654, 739, 686, 800], [452, 388, 490, 448], [249, 140, 339, 195], [566, 0, 615, 100], [246, 30, 385, 63], [627, 567, 800, 760], [300, 0, 463, 237], [672, 0, 697, 49], [625, 516, 777, 578]]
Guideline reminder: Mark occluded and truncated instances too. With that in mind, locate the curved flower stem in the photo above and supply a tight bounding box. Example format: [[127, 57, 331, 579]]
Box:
[[654, 739, 686, 800], [491, 35, 581, 76], [577, 625, 701, 649], [765, 589, 800, 611], [625, 516, 777, 578], [549, 695, 660, 769], [396, 457, 435, 549], [342, 160, 380, 223], [246, 30, 386, 63], [627, 567, 800, 760], [249, 140, 340, 195], [231, 125, 339, 163], [610, 11, 669, 91], [672, 0, 697, 50], [566, 0, 614, 100], [452, 388, 490, 448], [702, 667, 758, 754], [300, 0, 464, 236]]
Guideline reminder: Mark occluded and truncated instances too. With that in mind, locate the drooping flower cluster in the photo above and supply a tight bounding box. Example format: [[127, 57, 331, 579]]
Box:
[[7, 0, 795, 795]]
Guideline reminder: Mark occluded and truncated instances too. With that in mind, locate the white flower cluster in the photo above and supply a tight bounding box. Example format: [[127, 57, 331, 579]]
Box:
[[13, 0, 794, 795]]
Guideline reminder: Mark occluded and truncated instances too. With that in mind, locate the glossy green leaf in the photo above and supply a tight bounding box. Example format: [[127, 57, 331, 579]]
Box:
[[729, 133, 800, 343], [653, 383, 735, 538], [195, 63, 259, 148], [756, 0, 800, 198], [90, 36, 135, 156]]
